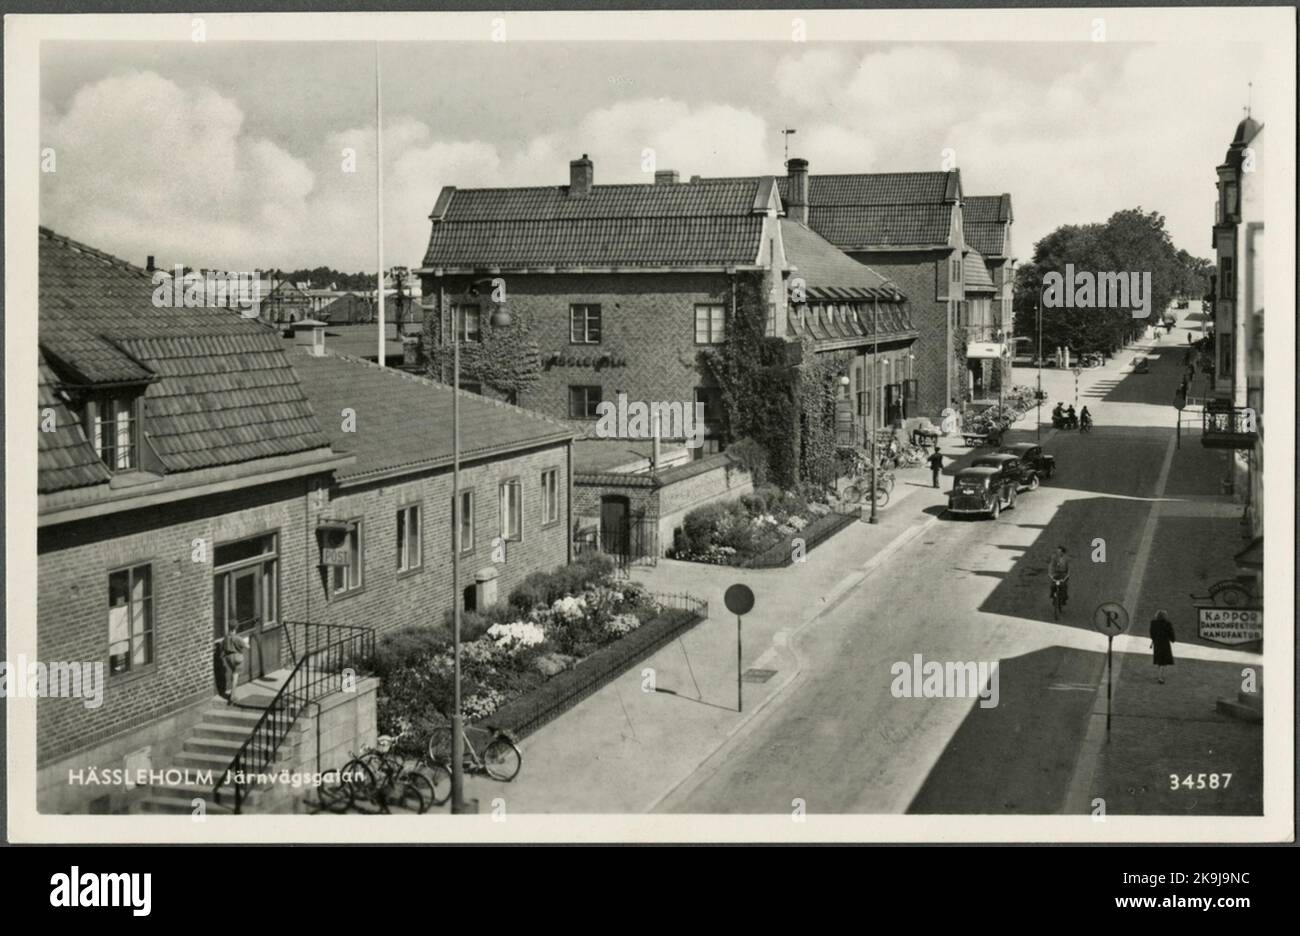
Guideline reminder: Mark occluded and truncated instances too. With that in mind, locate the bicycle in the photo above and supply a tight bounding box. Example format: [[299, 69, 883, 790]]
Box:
[[1050, 574, 1069, 621], [843, 473, 890, 508], [335, 731, 437, 814], [426, 720, 523, 804]]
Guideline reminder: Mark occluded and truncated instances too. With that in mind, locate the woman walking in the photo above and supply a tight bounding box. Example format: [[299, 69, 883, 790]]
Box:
[[1149, 610, 1177, 683]]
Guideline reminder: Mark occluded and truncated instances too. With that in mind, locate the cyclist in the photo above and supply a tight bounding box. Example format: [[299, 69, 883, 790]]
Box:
[[1080, 406, 1093, 432], [1048, 546, 1071, 610], [1065, 405, 1078, 429]]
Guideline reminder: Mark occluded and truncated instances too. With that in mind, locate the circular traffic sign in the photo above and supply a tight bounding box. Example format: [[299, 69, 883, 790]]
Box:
[[1072, 367, 1082, 377], [724, 583, 755, 617], [1092, 602, 1129, 636]]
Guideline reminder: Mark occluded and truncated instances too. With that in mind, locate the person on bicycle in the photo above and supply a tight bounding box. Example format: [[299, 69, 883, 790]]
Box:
[[1065, 405, 1077, 429], [1048, 546, 1070, 608], [1080, 406, 1093, 432]]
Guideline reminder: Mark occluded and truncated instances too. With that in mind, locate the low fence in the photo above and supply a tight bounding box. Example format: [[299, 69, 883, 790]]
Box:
[[481, 592, 708, 740], [744, 507, 859, 569], [573, 517, 659, 569]]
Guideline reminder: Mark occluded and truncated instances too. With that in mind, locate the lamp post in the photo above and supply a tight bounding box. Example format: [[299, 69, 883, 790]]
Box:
[[450, 287, 511, 814], [1036, 294, 1044, 442]]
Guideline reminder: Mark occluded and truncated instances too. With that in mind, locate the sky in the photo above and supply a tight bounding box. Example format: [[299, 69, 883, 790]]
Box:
[[39, 38, 1265, 275]]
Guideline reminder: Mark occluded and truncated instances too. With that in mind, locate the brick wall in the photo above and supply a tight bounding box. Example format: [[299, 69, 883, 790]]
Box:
[[319, 441, 571, 629], [37, 477, 318, 767], [845, 251, 954, 417], [422, 272, 733, 435]]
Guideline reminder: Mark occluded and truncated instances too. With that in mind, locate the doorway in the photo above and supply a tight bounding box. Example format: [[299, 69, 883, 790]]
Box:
[[213, 533, 281, 694]]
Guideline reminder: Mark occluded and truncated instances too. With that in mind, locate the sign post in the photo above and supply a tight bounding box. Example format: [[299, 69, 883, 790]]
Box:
[[724, 584, 755, 713], [1092, 602, 1130, 736], [1072, 366, 1082, 410], [1173, 391, 1186, 449]]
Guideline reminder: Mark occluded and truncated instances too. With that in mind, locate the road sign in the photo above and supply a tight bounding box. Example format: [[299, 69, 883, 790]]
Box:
[[724, 583, 755, 616], [1092, 602, 1129, 636], [1072, 367, 1082, 377]]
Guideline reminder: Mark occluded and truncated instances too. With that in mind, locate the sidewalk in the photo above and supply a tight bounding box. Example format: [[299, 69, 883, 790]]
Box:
[[459, 463, 951, 813], [1069, 322, 1264, 816]]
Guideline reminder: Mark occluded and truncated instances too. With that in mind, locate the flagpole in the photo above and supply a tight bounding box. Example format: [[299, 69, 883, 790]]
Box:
[[376, 42, 386, 367]]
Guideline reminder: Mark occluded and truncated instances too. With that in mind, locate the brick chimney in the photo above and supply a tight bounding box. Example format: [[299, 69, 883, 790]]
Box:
[[569, 154, 594, 198], [146, 255, 155, 272], [786, 157, 809, 224], [654, 169, 680, 185]]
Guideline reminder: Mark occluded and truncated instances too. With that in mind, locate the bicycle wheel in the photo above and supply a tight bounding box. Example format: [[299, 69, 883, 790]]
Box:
[[872, 487, 889, 509], [427, 726, 453, 765], [340, 757, 378, 803], [425, 761, 452, 807], [842, 484, 862, 504], [402, 770, 437, 814], [1052, 587, 1062, 621], [393, 779, 426, 815], [881, 475, 895, 494], [316, 768, 352, 814], [482, 736, 522, 782]]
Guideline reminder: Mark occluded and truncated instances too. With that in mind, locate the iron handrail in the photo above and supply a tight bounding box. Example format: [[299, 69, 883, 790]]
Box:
[[213, 624, 374, 813]]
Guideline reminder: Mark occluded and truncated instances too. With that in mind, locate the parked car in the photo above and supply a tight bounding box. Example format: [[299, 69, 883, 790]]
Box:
[[946, 466, 1017, 519], [997, 442, 1056, 480], [971, 452, 1039, 491], [1132, 356, 1150, 373]]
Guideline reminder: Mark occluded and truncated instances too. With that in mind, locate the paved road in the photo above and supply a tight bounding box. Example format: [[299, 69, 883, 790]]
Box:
[[661, 332, 1205, 815]]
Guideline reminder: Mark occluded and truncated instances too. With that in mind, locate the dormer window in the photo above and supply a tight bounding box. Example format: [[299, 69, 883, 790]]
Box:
[[84, 392, 141, 471]]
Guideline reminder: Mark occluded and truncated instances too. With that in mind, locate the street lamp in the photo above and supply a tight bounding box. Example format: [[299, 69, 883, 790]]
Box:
[[450, 285, 511, 814]]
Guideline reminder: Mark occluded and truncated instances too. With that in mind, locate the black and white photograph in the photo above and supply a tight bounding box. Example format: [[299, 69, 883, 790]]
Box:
[[2, 4, 1294, 849]]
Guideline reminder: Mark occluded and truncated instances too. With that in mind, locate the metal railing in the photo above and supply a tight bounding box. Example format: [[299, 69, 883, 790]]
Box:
[[573, 517, 659, 569], [213, 622, 374, 813]]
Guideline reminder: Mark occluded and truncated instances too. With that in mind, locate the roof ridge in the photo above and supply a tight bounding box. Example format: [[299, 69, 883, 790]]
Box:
[[313, 347, 578, 438], [39, 226, 153, 280]]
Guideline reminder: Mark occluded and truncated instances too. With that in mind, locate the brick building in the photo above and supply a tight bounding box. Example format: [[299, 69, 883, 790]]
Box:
[[36, 228, 350, 812], [34, 230, 574, 813], [416, 154, 912, 464], [287, 334, 575, 625]]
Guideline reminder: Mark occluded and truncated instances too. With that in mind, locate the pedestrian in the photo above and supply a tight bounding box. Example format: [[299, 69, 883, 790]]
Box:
[[219, 627, 250, 705], [1149, 609, 1176, 683], [927, 448, 945, 489], [1187, 332, 1193, 345]]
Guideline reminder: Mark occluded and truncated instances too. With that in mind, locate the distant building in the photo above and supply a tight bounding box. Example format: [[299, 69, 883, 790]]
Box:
[[961, 194, 1017, 399]]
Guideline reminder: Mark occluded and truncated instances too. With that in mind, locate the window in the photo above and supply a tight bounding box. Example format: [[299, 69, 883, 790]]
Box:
[[541, 468, 560, 526], [452, 304, 481, 342], [695, 304, 726, 344], [87, 393, 139, 471], [1219, 258, 1234, 296], [569, 385, 602, 419], [499, 479, 522, 542], [396, 504, 421, 572], [330, 521, 363, 595], [765, 302, 777, 337], [457, 490, 475, 553], [570, 304, 602, 344], [108, 564, 153, 675]]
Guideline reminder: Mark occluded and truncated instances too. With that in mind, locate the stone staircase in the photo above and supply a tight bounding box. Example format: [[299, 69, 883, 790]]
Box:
[[139, 680, 292, 815]]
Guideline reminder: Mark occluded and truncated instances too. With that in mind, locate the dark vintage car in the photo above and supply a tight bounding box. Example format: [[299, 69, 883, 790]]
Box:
[[946, 466, 1017, 519], [997, 442, 1056, 481], [971, 452, 1039, 491]]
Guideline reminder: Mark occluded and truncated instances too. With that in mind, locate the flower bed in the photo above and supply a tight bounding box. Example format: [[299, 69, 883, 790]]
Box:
[[965, 385, 1039, 437], [373, 554, 706, 752], [668, 484, 847, 567]]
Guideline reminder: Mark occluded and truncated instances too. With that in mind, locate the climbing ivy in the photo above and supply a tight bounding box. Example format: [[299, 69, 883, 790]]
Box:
[[701, 273, 849, 491], [422, 305, 543, 397]]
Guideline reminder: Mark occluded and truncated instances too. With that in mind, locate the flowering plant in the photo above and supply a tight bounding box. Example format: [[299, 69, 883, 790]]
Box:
[[605, 613, 641, 636], [487, 620, 548, 653], [552, 595, 588, 623]]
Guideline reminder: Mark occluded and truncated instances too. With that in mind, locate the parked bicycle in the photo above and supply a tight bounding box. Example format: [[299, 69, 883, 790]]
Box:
[[843, 471, 890, 508], [323, 730, 438, 814], [426, 720, 523, 805]]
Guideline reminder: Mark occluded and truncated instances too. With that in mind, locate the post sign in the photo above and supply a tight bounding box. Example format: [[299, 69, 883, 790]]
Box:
[[1092, 602, 1129, 637], [1197, 607, 1263, 646], [321, 547, 350, 568]]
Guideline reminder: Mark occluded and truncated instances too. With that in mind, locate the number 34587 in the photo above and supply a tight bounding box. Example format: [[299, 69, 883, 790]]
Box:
[[1170, 773, 1232, 790]]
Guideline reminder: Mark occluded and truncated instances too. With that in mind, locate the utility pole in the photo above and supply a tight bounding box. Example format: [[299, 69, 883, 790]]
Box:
[[375, 42, 386, 368]]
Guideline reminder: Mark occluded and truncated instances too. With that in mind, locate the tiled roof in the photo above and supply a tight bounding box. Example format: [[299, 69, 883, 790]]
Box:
[[779, 220, 898, 300], [422, 179, 771, 269], [38, 228, 333, 493], [289, 350, 574, 483], [962, 195, 1012, 257], [787, 300, 917, 347], [778, 172, 957, 208], [963, 249, 997, 292]]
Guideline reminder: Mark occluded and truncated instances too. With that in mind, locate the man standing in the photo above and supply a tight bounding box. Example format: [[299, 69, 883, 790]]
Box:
[[928, 448, 946, 489]]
